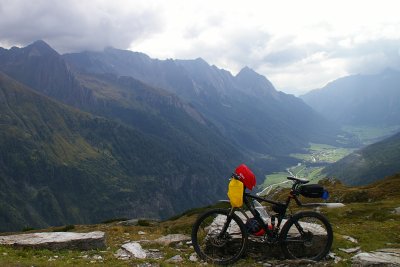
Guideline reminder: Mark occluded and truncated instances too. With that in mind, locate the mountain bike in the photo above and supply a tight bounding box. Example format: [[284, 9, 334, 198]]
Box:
[[191, 167, 340, 265]]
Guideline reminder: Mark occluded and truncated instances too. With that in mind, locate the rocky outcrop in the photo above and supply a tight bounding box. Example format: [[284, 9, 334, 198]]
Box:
[[0, 231, 106, 250]]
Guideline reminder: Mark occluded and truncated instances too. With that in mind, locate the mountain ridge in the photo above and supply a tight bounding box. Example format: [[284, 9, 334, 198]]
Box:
[[0, 40, 93, 104], [64, 45, 346, 156], [0, 40, 359, 231], [301, 69, 400, 126], [0, 40, 240, 170]]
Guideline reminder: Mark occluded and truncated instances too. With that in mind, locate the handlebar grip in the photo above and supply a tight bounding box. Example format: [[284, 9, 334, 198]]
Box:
[[231, 173, 241, 180]]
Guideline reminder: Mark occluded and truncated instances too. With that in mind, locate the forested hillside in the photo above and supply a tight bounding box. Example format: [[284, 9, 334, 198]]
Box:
[[0, 71, 240, 231], [322, 131, 400, 185]]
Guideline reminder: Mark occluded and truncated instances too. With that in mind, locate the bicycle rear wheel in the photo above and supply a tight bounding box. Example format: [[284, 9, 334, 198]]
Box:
[[280, 211, 333, 261], [191, 208, 248, 265]]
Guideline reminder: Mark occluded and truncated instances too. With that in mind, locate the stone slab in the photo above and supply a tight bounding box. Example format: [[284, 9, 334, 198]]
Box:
[[0, 231, 106, 250], [352, 249, 400, 266]]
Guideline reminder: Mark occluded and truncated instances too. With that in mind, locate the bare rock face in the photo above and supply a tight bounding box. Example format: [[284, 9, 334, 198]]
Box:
[[0, 231, 106, 250]]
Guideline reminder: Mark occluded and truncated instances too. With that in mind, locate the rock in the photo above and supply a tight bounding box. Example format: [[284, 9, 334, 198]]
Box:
[[166, 254, 183, 263], [342, 235, 358, 243], [154, 234, 191, 246], [121, 242, 147, 259], [352, 249, 400, 266], [138, 231, 146, 235], [114, 249, 131, 260], [338, 246, 361, 253], [92, 255, 103, 260], [328, 252, 342, 264], [117, 219, 139, 226], [189, 252, 198, 262], [114, 242, 164, 260], [117, 218, 159, 227], [393, 207, 400, 215], [146, 248, 163, 260], [0, 231, 106, 250], [378, 248, 400, 254], [136, 264, 159, 267]]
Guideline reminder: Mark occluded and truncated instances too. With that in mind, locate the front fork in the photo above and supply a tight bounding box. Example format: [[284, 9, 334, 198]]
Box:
[[217, 208, 236, 238]]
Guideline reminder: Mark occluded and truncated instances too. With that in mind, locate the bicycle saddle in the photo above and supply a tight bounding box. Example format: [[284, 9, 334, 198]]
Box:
[[287, 176, 309, 184]]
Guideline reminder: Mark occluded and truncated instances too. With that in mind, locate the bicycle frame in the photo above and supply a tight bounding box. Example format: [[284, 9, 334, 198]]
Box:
[[225, 180, 328, 240], [241, 192, 289, 239], [195, 176, 338, 263]]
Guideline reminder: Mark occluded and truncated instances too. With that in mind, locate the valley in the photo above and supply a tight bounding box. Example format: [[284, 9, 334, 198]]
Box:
[[0, 40, 400, 237], [342, 125, 400, 145], [261, 125, 400, 189], [261, 142, 354, 189], [1, 2, 400, 266]]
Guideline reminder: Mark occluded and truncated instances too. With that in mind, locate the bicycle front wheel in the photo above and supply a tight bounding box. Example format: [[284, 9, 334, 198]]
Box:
[[280, 211, 333, 261], [191, 208, 248, 265]]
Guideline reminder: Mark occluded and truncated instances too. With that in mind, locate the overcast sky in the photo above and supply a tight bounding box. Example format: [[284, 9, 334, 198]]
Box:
[[1, 0, 400, 95]]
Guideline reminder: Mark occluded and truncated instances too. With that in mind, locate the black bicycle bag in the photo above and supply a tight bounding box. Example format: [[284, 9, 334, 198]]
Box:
[[299, 184, 327, 198]]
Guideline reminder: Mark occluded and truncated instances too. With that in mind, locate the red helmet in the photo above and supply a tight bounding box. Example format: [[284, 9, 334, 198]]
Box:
[[235, 164, 256, 190]]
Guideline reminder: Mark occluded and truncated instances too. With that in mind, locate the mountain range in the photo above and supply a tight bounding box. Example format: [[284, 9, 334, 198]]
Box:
[[0, 41, 250, 231], [301, 68, 400, 186], [301, 69, 400, 127], [64, 47, 345, 156], [0, 40, 366, 231], [0, 70, 246, 231]]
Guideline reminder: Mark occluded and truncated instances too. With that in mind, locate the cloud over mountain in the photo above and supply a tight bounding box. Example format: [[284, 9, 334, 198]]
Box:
[[0, 0, 163, 52], [1, 0, 400, 95]]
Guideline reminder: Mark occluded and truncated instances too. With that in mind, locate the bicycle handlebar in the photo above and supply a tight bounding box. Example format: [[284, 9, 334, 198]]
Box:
[[231, 173, 241, 180]]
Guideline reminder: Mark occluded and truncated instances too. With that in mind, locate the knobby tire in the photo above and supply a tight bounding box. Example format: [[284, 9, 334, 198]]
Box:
[[280, 211, 333, 261], [191, 208, 248, 265]]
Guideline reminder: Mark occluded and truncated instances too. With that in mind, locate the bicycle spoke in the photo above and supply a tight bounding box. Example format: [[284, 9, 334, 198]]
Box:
[[192, 209, 247, 265], [280, 211, 333, 261]]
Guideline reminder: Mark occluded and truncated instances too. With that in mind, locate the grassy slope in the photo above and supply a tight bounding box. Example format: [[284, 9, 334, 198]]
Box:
[[0, 174, 398, 266]]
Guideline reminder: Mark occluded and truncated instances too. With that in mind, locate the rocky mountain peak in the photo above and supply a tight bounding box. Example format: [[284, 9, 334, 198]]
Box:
[[236, 66, 256, 76], [26, 40, 59, 57], [235, 66, 277, 97]]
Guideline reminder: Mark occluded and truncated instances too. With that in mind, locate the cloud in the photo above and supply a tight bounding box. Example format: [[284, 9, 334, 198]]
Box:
[[1, 0, 400, 94], [332, 39, 400, 74], [241, 30, 400, 94], [0, 0, 163, 53]]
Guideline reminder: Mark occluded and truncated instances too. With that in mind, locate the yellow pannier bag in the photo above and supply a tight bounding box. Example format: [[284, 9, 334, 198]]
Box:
[[227, 178, 244, 207]]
